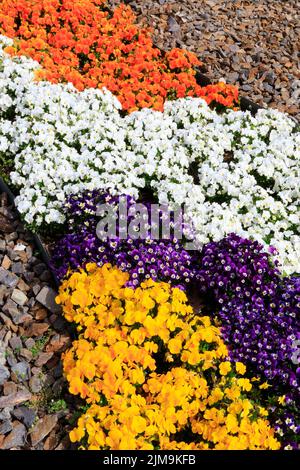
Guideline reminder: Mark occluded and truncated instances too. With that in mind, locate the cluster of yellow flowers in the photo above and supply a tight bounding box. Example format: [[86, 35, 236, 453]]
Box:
[[57, 263, 280, 450]]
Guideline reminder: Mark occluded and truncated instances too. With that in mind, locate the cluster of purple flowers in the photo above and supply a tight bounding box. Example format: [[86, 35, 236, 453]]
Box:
[[51, 190, 196, 289], [197, 234, 299, 447], [198, 234, 299, 394]]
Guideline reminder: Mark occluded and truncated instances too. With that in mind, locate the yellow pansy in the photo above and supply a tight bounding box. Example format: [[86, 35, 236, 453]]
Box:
[[219, 361, 232, 376], [58, 265, 280, 451], [168, 337, 182, 354], [235, 362, 246, 375]]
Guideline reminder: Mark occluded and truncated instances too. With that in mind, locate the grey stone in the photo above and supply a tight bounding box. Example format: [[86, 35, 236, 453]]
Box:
[[11, 289, 28, 306], [29, 375, 43, 393], [3, 299, 30, 325], [3, 298, 19, 319], [33, 263, 47, 276], [0, 340, 6, 365], [11, 262, 24, 275], [30, 415, 58, 447], [35, 352, 53, 367], [23, 271, 34, 283], [11, 362, 31, 382], [2, 422, 27, 449], [39, 271, 52, 282], [9, 336, 23, 351], [25, 338, 35, 350], [0, 390, 32, 408], [0, 408, 12, 421], [36, 286, 61, 314], [52, 317, 66, 332], [0, 239, 6, 252], [5, 232, 18, 243], [0, 285, 7, 305], [0, 364, 10, 385], [6, 351, 17, 367], [0, 420, 12, 435], [12, 406, 36, 429], [20, 349, 33, 362], [0, 267, 19, 288], [32, 285, 41, 296]]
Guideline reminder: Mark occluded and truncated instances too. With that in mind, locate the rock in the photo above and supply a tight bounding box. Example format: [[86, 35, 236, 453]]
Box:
[[33, 263, 47, 276], [39, 271, 52, 282], [46, 335, 70, 353], [9, 336, 23, 351], [1, 255, 11, 270], [12, 262, 24, 275], [3, 298, 22, 324], [36, 287, 61, 315], [29, 375, 44, 394], [24, 322, 49, 337], [43, 430, 60, 450], [3, 382, 18, 395], [17, 279, 30, 292], [12, 407, 36, 429], [52, 317, 66, 332], [34, 308, 47, 320], [11, 289, 28, 306], [11, 362, 31, 382], [6, 351, 17, 368], [25, 338, 35, 350], [0, 408, 12, 422], [20, 349, 33, 362], [0, 420, 13, 435], [0, 267, 19, 288], [5, 232, 18, 242], [0, 364, 10, 385], [0, 284, 7, 305], [32, 285, 41, 296], [2, 422, 27, 449], [35, 352, 53, 367], [0, 215, 14, 234], [30, 415, 58, 447], [14, 243, 27, 252], [0, 239, 6, 252], [0, 313, 18, 332], [23, 271, 34, 283], [0, 340, 6, 365], [52, 363, 63, 379], [0, 390, 32, 408]]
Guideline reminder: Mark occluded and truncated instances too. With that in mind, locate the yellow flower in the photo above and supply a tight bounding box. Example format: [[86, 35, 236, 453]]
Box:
[[237, 378, 252, 392], [168, 337, 182, 354], [225, 414, 239, 433], [131, 416, 147, 434], [70, 427, 85, 443], [219, 361, 232, 376], [59, 265, 280, 451], [235, 362, 246, 375], [278, 395, 286, 405], [259, 382, 271, 390]]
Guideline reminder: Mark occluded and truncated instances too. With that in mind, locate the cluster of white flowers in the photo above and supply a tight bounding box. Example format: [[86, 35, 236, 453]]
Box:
[[0, 37, 299, 274]]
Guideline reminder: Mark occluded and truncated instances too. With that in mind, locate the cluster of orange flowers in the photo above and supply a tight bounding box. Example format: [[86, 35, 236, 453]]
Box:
[[56, 264, 279, 450], [0, 0, 239, 112]]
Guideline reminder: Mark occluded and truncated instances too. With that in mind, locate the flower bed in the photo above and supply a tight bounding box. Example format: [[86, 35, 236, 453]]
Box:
[[0, 0, 299, 451], [0, 0, 238, 113], [56, 263, 280, 450]]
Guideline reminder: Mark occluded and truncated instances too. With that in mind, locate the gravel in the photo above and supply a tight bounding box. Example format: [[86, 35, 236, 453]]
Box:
[[0, 192, 72, 450], [108, 0, 300, 119]]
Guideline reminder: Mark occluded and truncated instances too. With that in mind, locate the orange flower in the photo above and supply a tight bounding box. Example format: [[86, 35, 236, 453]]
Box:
[[0, 0, 239, 112]]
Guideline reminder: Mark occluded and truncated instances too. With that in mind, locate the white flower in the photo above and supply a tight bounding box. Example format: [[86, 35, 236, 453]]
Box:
[[0, 34, 299, 275]]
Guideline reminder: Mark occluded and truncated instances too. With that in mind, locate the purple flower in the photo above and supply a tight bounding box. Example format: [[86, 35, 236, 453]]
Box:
[[51, 190, 197, 289]]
